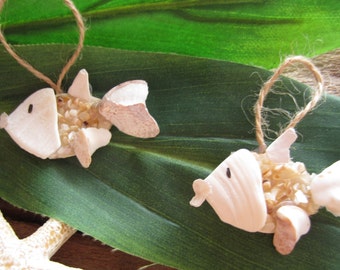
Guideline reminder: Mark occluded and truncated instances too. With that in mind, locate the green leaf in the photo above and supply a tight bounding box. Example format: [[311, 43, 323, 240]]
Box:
[[1, 0, 339, 68], [0, 45, 339, 269]]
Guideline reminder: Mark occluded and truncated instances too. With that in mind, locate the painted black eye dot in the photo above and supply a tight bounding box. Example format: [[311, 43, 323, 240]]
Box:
[[226, 167, 231, 178], [28, 104, 33, 113]]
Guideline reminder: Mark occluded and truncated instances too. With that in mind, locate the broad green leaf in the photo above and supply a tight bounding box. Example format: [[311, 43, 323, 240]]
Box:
[[0, 0, 339, 68], [0, 45, 339, 269]]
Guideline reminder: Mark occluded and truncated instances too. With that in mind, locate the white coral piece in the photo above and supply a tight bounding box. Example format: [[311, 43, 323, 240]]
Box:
[[0, 211, 81, 269]]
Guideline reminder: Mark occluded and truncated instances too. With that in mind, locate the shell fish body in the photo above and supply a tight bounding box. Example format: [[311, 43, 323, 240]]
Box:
[[0, 88, 60, 159], [190, 149, 267, 232], [190, 128, 340, 254], [0, 69, 159, 168]]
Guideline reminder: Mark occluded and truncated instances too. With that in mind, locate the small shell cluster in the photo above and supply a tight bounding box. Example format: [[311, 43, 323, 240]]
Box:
[[255, 152, 319, 230], [56, 94, 111, 147]]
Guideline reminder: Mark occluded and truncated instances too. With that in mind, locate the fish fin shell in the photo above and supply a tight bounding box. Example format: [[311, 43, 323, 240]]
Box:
[[99, 81, 159, 138], [266, 128, 297, 163], [68, 69, 92, 101], [71, 128, 111, 168]]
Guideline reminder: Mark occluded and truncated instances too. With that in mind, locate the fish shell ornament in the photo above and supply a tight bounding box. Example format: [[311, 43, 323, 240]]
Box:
[[190, 57, 340, 255], [190, 128, 340, 255], [0, 69, 159, 168]]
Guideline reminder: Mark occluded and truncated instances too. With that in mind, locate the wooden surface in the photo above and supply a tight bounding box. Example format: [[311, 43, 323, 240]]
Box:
[[1, 49, 339, 269]]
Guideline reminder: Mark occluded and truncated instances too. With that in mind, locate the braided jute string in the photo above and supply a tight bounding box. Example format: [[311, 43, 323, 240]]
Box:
[[0, 0, 85, 94], [254, 56, 324, 153]]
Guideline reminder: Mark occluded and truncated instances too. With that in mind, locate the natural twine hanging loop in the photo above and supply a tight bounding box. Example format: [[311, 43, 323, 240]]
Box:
[[254, 56, 324, 153], [0, 0, 85, 94]]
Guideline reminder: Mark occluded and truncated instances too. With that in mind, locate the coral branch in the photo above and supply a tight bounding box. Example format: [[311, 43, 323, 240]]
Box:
[[0, 211, 81, 270]]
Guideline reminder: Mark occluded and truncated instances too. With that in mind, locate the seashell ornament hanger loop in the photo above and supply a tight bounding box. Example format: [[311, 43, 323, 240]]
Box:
[[254, 56, 324, 153], [0, 0, 85, 94]]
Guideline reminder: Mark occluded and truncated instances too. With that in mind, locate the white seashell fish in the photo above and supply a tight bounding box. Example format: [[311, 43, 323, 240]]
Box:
[[0, 69, 160, 168], [190, 128, 340, 255]]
